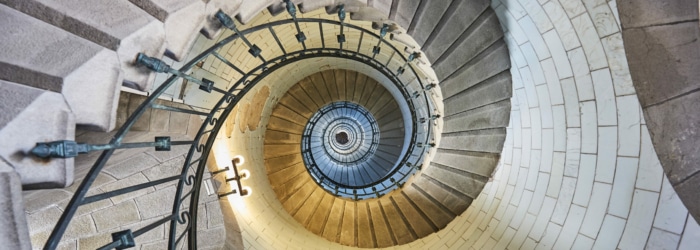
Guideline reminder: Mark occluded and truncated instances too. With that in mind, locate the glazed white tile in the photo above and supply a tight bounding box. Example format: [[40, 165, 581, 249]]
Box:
[[506, 33, 528, 69], [547, 153, 565, 198], [558, 0, 586, 18], [529, 197, 557, 241], [540, 58, 566, 105], [618, 190, 658, 249], [522, 237, 538, 250], [564, 128, 581, 177], [496, 5, 529, 45], [579, 182, 613, 238], [510, 190, 534, 228], [570, 13, 609, 70], [541, 129, 554, 173], [567, 48, 596, 102], [591, 68, 617, 126], [522, 128, 533, 167], [653, 177, 689, 234], [608, 157, 639, 218], [561, 78, 581, 127], [572, 234, 595, 250], [521, 42, 547, 85], [636, 126, 663, 191], [607, 0, 621, 30], [513, 111, 523, 148], [531, 109, 543, 149], [581, 0, 607, 9], [553, 204, 587, 249], [502, 0, 527, 19], [508, 213, 537, 249], [517, 89, 532, 127], [595, 126, 617, 183], [552, 105, 567, 151], [616, 95, 641, 157], [519, 16, 551, 60], [535, 222, 563, 250], [526, 150, 541, 190], [518, 0, 554, 33], [510, 152, 521, 185], [496, 227, 517, 249], [512, 61, 525, 90], [492, 204, 518, 239], [542, 30, 574, 79], [591, 215, 626, 249], [588, 4, 619, 37], [513, 166, 530, 206], [580, 101, 598, 153], [678, 217, 700, 250], [647, 228, 681, 250], [519, 66, 540, 107], [542, 1, 581, 51], [537, 85, 554, 128], [573, 154, 596, 206], [552, 176, 577, 225], [601, 34, 635, 96], [529, 172, 550, 214]]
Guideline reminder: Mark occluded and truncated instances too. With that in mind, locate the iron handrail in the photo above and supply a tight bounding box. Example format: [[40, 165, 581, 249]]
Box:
[[41, 9, 437, 250]]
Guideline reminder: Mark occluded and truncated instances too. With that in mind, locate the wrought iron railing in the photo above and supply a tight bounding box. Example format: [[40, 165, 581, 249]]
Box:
[[35, 2, 437, 249]]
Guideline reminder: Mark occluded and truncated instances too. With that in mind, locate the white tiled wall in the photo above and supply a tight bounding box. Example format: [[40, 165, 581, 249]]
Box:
[[400, 0, 700, 249], [208, 1, 700, 249]]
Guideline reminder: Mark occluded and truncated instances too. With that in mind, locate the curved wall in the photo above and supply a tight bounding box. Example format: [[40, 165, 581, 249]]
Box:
[[211, 2, 700, 249]]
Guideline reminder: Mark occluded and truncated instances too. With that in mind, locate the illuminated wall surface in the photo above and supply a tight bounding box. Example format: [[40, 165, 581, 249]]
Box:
[[10, 0, 699, 249]]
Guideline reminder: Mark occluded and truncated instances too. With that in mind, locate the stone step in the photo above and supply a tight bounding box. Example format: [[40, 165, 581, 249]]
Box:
[[422, 0, 490, 62], [127, 0, 206, 62], [439, 128, 507, 154], [387, 0, 420, 29], [443, 70, 512, 115], [439, 40, 510, 97], [201, 0, 243, 39], [443, 99, 511, 134], [405, 1, 451, 47], [234, 0, 277, 24], [2, 0, 166, 92], [0, 80, 76, 189], [0, 5, 121, 131], [0, 161, 32, 250], [431, 149, 500, 178], [432, 8, 504, 81]]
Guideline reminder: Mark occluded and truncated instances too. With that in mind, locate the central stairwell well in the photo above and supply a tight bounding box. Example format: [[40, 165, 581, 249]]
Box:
[[3, 0, 512, 248]]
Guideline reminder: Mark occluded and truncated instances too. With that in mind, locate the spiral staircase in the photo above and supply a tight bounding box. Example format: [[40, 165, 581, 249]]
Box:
[[0, 0, 699, 250]]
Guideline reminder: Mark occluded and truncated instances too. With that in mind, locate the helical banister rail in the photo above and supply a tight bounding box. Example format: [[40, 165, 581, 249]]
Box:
[[33, 3, 438, 249]]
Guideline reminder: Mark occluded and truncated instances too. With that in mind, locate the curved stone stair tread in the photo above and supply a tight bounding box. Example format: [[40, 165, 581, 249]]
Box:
[[420, 0, 491, 63], [431, 9, 504, 80], [404, 1, 451, 47], [2, 0, 167, 92], [126, 0, 206, 62], [0, 80, 75, 189], [0, 5, 121, 131], [0, 161, 31, 250], [439, 40, 511, 95], [201, 0, 243, 39]]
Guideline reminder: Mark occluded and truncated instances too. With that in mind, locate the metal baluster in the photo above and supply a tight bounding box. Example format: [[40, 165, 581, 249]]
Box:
[[372, 23, 389, 59], [135, 53, 233, 96], [31, 136, 193, 158], [211, 51, 245, 75], [337, 5, 346, 51], [284, 0, 307, 50], [397, 52, 420, 75], [215, 10, 266, 63]]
